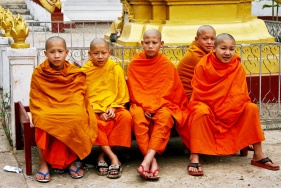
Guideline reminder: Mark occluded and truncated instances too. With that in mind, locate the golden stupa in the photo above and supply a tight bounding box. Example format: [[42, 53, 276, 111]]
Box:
[[105, 0, 274, 46]]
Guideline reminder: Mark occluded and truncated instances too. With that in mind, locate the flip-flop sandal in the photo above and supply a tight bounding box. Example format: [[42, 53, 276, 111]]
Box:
[[96, 161, 109, 176], [147, 168, 160, 180], [69, 167, 84, 179], [251, 157, 280, 171], [187, 163, 204, 176], [36, 171, 50, 183], [136, 164, 149, 180], [107, 164, 122, 179]]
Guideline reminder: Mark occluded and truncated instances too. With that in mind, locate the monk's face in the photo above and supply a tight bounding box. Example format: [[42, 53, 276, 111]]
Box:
[[195, 29, 216, 53], [213, 39, 236, 64], [141, 34, 164, 59], [44, 40, 69, 71], [88, 43, 111, 67]]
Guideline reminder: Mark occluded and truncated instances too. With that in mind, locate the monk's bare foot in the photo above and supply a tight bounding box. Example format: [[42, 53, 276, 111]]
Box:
[[137, 162, 150, 178], [108, 155, 120, 175], [96, 152, 108, 175], [252, 154, 280, 169], [189, 153, 203, 173], [68, 162, 84, 178], [36, 162, 50, 182], [148, 158, 159, 179]]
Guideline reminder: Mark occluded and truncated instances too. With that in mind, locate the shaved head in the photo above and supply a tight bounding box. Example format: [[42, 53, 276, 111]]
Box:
[[45, 36, 66, 50], [214, 33, 236, 46], [90, 38, 109, 50], [143, 29, 162, 40], [196, 25, 216, 38]]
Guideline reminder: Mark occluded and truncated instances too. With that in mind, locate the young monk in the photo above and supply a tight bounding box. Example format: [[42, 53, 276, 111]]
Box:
[[127, 29, 188, 180], [177, 33, 280, 176], [177, 25, 254, 151], [29, 36, 98, 182], [81, 38, 132, 179], [177, 25, 216, 100]]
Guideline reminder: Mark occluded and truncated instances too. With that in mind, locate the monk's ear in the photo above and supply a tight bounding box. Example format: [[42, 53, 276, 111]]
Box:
[[44, 50, 47, 57], [108, 49, 112, 55], [195, 36, 198, 42], [141, 40, 144, 46], [160, 41, 164, 47], [65, 49, 69, 56]]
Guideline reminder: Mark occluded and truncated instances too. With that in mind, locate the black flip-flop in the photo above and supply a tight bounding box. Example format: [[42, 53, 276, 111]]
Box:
[[251, 157, 280, 171], [187, 163, 204, 176], [107, 164, 122, 179], [96, 161, 109, 176]]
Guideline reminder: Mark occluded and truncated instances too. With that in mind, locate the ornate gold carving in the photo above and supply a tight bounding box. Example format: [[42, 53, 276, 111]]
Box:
[[0, 6, 4, 30], [122, 0, 134, 21], [2, 9, 14, 37], [10, 14, 30, 48], [39, 0, 62, 13]]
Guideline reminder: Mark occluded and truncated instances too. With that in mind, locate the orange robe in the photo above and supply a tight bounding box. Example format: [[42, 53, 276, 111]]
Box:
[[177, 41, 207, 100], [177, 52, 265, 155], [81, 59, 131, 147], [30, 59, 98, 169], [128, 52, 188, 155]]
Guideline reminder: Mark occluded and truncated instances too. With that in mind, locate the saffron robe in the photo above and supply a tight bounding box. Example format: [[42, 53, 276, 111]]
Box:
[[177, 52, 265, 155], [177, 41, 207, 100], [30, 59, 98, 169], [81, 59, 131, 147], [128, 52, 188, 155]]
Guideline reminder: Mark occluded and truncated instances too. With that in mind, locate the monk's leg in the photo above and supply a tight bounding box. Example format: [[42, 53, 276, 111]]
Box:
[[139, 149, 157, 177], [36, 146, 50, 181], [96, 150, 108, 174], [130, 104, 150, 155], [252, 142, 279, 169], [188, 153, 203, 173], [185, 114, 217, 174], [130, 104, 152, 177], [108, 109, 132, 147], [99, 146, 119, 175], [228, 103, 265, 152], [147, 107, 174, 175]]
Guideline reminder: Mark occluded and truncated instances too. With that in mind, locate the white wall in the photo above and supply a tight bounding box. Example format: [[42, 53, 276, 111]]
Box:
[[25, 0, 51, 29], [252, 0, 281, 17], [24, 0, 51, 22]]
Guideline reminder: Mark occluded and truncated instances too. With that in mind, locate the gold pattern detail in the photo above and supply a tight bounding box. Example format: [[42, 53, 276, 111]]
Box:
[[2, 9, 14, 37], [10, 14, 30, 48], [122, 0, 134, 21], [39, 0, 62, 13], [0, 6, 4, 30]]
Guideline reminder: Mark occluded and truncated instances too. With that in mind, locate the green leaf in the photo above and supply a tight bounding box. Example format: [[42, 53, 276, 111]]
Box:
[[262, 4, 278, 9]]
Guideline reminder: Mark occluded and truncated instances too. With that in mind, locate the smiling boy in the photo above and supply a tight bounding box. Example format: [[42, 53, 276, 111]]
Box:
[[177, 33, 280, 176], [30, 36, 98, 182], [81, 38, 132, 179], [127, 29, 188, 180]]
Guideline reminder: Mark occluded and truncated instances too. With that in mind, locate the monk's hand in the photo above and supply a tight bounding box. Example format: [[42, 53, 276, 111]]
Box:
[[106, 108, 116, 120], [144, 111, 152, 119], [100, 113, 109, 121]]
